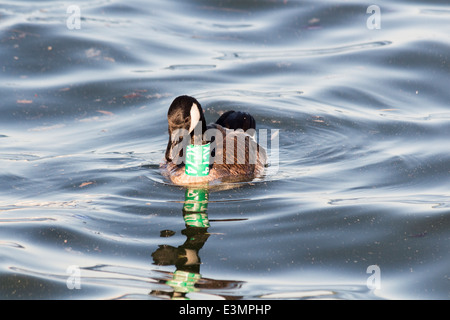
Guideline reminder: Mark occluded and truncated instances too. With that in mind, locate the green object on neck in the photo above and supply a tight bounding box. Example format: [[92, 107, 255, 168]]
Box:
[[185, 143, 210, 177]]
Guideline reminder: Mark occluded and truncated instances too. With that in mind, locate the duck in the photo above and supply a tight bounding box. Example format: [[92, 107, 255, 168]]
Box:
[[160, 95, 267, 185]]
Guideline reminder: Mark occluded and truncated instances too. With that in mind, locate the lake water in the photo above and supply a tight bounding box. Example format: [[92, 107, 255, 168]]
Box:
[[0, 0, 449, 300]]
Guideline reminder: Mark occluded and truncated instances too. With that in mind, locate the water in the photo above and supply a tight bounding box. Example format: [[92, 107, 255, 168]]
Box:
[[1, 0, 449, 300]]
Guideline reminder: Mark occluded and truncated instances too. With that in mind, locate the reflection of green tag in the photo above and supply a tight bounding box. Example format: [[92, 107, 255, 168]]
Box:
[[185, 144, 210, 176], [183, 189, 209, 227], [183, 189, 209, 213], [184, 212, 210, 228], [166, 270, 201, 293]]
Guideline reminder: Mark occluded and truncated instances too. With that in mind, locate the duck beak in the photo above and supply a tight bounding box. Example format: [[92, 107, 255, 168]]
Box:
[[188, 103, 201, 134]]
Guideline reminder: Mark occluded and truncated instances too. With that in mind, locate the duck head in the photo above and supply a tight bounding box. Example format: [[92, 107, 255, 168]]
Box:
[[165, 95, 207, 163]]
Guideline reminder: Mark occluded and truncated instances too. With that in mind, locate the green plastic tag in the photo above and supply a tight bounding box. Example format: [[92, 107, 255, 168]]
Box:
[[185, 143, 210, 177]]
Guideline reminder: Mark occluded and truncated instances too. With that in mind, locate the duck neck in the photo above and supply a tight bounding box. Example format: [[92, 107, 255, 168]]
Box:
[[165, 122, 207, 163]]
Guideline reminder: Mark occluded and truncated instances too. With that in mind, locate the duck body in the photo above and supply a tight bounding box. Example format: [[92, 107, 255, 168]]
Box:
[[160, 96, 267, 186]]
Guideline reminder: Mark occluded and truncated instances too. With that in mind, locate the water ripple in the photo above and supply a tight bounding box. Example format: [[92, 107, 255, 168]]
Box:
[[216, 41, 392, 60]]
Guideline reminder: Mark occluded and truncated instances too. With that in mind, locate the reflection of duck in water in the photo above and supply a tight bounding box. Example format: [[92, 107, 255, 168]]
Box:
[[161, 95, 267, 186], [150, 188, 243, 300]]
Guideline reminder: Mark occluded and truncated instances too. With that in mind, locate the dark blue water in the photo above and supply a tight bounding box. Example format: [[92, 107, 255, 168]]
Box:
[[1, 0, 449, 299]]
